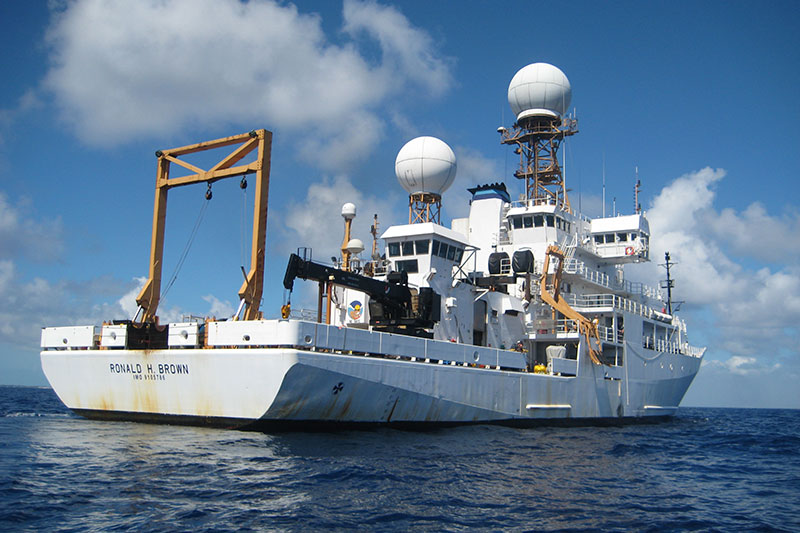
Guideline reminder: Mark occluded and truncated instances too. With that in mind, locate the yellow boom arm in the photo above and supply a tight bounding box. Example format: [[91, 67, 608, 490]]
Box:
[[540, 245, 603, 365]]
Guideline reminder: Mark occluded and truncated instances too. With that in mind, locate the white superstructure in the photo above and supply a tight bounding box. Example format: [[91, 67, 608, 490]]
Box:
[[40, 63, 704, 429]]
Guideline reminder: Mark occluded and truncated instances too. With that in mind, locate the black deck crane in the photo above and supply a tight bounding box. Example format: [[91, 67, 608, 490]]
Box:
[[282, 253, 440, 337]]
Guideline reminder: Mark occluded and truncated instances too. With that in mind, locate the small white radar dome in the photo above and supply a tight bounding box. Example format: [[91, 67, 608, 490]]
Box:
[[341, 202, 356, 220], [508, 63, 572, 120], [395, 136, 457, 195], [346, 238, 365, 254]]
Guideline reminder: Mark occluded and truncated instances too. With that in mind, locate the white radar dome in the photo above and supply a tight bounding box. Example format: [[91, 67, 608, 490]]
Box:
[[346, 238, 365, 254], [395, 136, 457, 195], [507, 63, 572, 120], [341, 202, 356, 220]]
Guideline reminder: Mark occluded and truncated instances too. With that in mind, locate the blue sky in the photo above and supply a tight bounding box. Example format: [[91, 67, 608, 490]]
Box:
[[1, 0, 798, 408]]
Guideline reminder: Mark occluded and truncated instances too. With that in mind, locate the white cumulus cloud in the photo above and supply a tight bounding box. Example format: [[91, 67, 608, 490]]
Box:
[[279, 173, 401, 261], [638, 167, 800, 370], [43, 0, 452, 169]]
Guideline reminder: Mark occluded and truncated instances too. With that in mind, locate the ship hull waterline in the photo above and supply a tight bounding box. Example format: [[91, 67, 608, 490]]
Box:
[[41, 345, 701, 431]]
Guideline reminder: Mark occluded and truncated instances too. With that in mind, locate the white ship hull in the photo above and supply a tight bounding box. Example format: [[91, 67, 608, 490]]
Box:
[[41, 319, 701, 429]]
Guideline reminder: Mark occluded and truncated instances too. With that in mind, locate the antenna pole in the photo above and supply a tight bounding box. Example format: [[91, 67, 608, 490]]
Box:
[[602, 153, 606, 218], [660, 252, 675, 314]]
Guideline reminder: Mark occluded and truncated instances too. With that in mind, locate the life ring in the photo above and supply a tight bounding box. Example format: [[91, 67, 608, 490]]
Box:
[[625, 246, 634, 256]]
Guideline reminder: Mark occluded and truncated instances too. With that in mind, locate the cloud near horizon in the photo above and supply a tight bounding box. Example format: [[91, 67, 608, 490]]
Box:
[[43, 0, 452, 170], [640, 167, 800, 377]]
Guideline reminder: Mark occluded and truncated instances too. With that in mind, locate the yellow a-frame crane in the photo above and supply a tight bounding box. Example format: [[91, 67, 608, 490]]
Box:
[[134, 129, 272, 324]]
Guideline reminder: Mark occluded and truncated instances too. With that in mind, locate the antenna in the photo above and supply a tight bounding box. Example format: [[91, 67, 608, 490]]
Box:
[[370, 213, 380, 260], [602, 152, 606, 218], [634, 166, 642, 214], [659, 251, 676, 314], [340, 203, 356, 271]]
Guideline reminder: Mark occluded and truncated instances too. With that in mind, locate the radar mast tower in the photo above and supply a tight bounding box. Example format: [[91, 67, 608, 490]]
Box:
[[499, 63, 577, 212]]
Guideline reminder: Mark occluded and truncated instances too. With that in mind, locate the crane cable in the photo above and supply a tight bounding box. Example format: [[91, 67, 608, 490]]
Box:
[[161, 191, 211, 300]]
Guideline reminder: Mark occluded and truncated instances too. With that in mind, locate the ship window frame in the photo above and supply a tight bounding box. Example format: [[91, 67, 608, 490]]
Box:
[[512, 216, 523, 229], [533, 215, 544, 227], [388, 242, 400, 257], [594, 235, 603, 244], [414, 239, 429, 255], [395, 259, 419, 273], [618, 232, 628, 242], [523, 216, 533, 228], [401, 241, 414, 256], [454, 247, 464, 262], [546, 215, 555, 228], [431, 239, 440, 256], [438, 242, 449, 258], [446, 244, 456, 261]]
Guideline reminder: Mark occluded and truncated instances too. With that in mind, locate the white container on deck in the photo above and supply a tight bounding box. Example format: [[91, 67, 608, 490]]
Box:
[[101, 325, 128, 348]]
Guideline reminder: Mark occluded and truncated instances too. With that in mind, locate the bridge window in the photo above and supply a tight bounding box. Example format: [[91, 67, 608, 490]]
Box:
[[594, 235, 603, 244], [454, 248, 464, 262], [446, 245, 456, 261], [401, 241, 414, 256], [431, 240, 440, 256], [395, 259, 419, 273], [546, 215, 555, 227], [388, 242, 400, 257], [618, 232, 628, 242], [438, 242, 449, 258], [524, 216, 533, 228], [415, 239, 429, 255], [533, 215, 543, 227], [512, 216, 522, 229]]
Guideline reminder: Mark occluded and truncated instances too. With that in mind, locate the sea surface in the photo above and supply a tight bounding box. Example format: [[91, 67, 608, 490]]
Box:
[[0, 386, 798, 532]]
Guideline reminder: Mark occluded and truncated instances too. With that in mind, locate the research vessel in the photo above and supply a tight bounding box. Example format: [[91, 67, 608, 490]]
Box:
[[40, 63, 704, 429]]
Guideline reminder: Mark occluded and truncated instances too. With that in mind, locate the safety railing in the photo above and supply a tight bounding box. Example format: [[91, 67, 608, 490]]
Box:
[[598, 325, 623, 344], [561, 258, 662, 300], [526, 318, 580, 336]]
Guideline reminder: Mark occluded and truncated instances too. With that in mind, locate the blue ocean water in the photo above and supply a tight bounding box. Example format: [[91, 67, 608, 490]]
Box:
[[1, 386, 798, 532]]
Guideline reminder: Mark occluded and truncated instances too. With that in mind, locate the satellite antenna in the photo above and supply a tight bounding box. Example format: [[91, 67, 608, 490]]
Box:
[[499, 63, 577, 211], [395, 136, 457, 224], [340, 203, 356, 271]]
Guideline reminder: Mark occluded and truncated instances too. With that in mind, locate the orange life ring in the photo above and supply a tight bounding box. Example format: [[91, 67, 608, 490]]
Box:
[[625, 246, 634, 255]]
